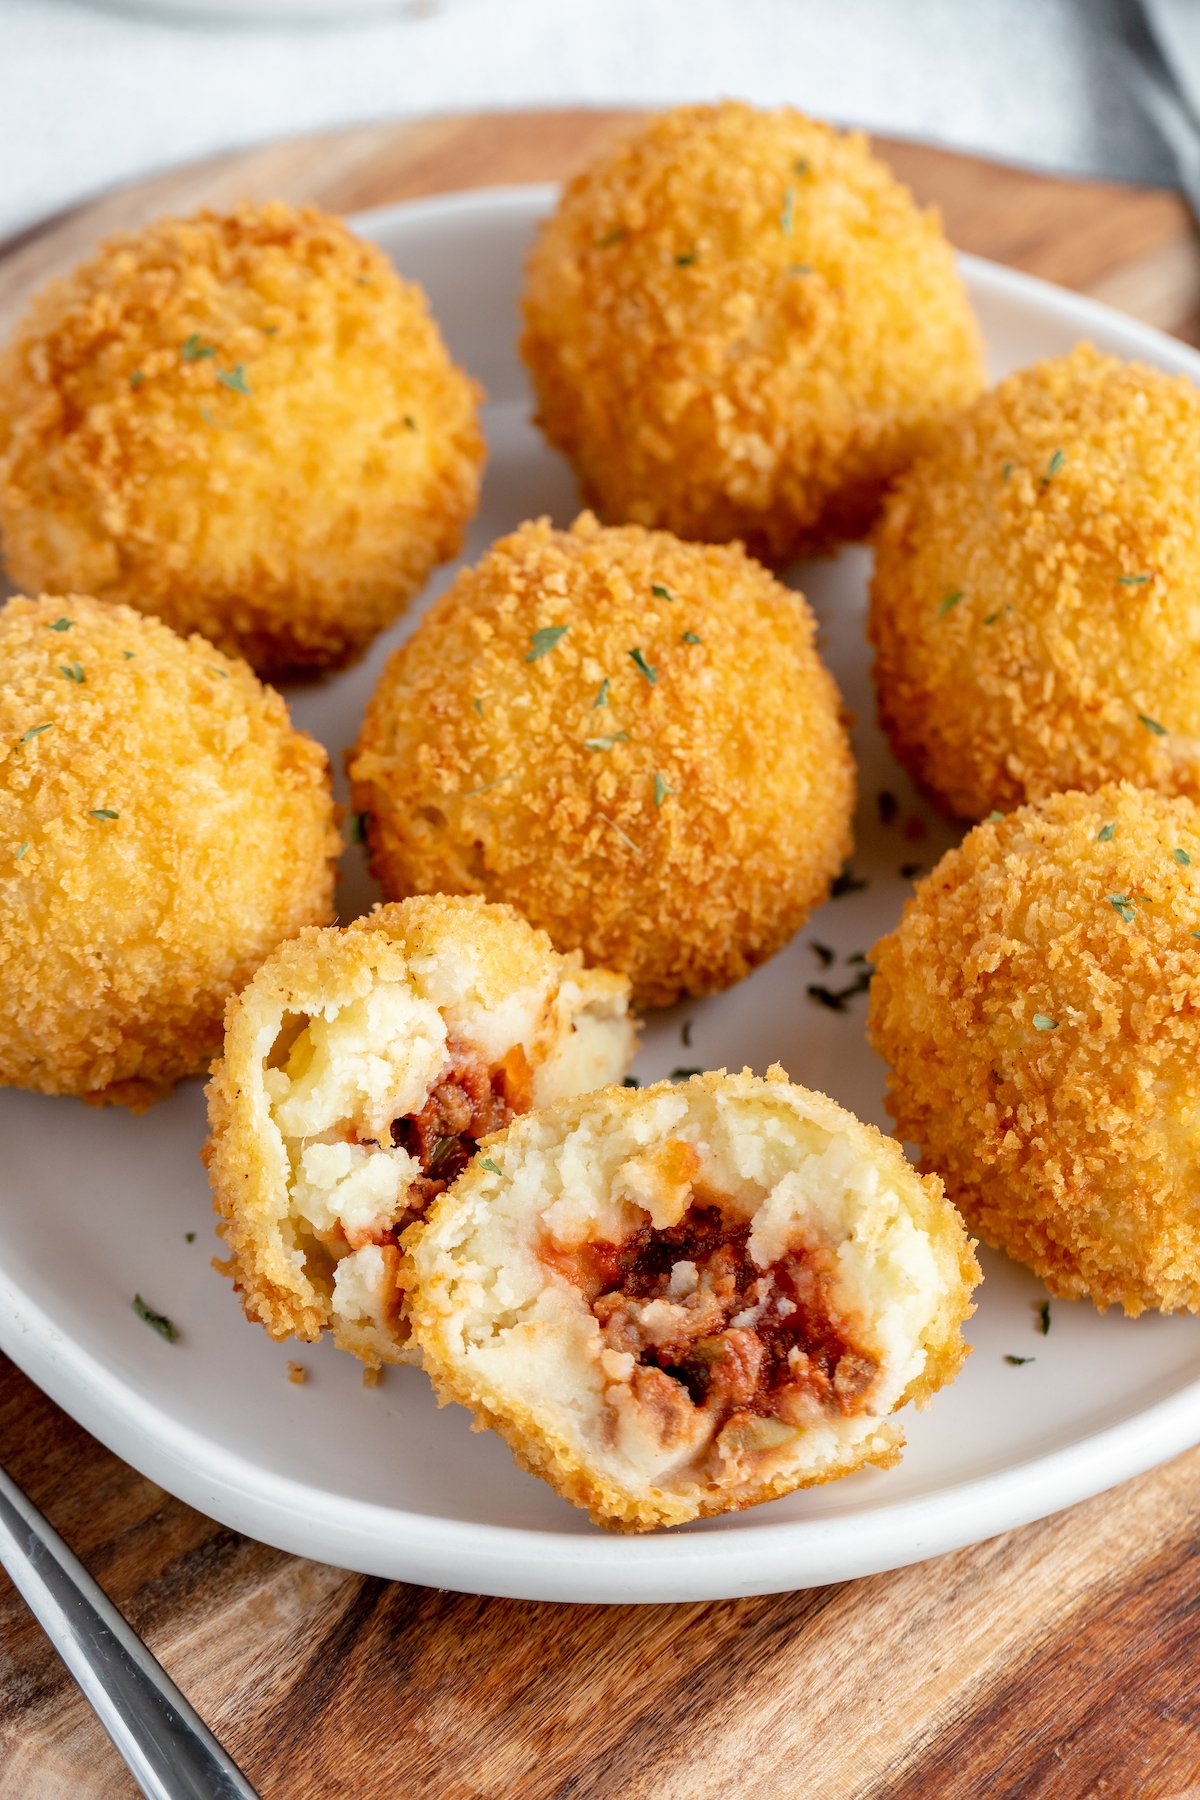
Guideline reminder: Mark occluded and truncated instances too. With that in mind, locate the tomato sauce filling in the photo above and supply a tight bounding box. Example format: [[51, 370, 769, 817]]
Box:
[[386, 1038, 532, 1217], [559, 1203, 877, 1427]]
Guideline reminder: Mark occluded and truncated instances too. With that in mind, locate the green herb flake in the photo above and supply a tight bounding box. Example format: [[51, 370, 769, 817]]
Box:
[[1097, 822, 1116, 842], [1118, 574, 1151, 586], [675, 249, 698, 267], [622, 1074, 641, 1088], [471, 697, 484, 718], [987, 810, 1005, 823], [793, 157, 810, 176], [592, 678, 611, 709], [651, 583, 674, 604], [670, 1067, 702, 1082], [122, 650, 135, 659], [133, 1294, 178, 1342], [1193, 931, 1200, 940], [1041, 448, 1066, 484], [526, 625, 568, 662], [682, 1018, 694, 1048], [403, 415, 418, 432], [899, 861, 925, 880], [17, 723, 52, 747], [59, 661, 85, 684], [629, 647, 657, 686], [877, 791, 898, 827], [89, 808, 119, 821], [479, 1157, 503, 1177], [1174, 847, 1192, 866], [1001, 461, 1015, 482], [185, 1231, 197, 1244], [598, 226, 626, 247], [653, 772, 674, 807], [47, 617, 72, 632], [1035, 1300, 1051, 1336], [130, 370, 144, 389], [1139, 712, 1168, 736], [14, 842, 29, 861], [584, 731, 630, 752], [810, 941, 835, 968], [181, 333, 216, 362], [788, 263, 814, 275], [349, 812, 369, 846], [1004, 1354, 1035, 1366], [217, 363, 251, 395], [938, 588, 964, 618], [831, 867, 868, 898], [1109, 893, 1136, 923], [463, 774, 516, 797], [207, 665, 229, 680], [780, 185, 795, 235], [1032, 1012, 1058, 1032], [681, 630, 702, 645]]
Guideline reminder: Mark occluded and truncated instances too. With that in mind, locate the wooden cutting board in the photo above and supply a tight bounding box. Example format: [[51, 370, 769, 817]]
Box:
[[3, 110, 1200, 1800]]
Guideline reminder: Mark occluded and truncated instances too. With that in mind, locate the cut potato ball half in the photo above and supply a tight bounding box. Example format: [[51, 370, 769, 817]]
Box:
[[405, 1068, 979, 1530], [204, 895, 635, 1366]]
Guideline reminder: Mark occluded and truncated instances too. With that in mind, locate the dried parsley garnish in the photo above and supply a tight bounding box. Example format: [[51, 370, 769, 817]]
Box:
[[133, 1295, 178, 1342], [479, 1158, 503, 1177], [831, 867, 867, 898], [585, 731, 629, 752], [181, 334, 216, 362], [675, 249, 698, 267], [217, 363, 251, 394], [59, 662, 85, 684], [48, 617, 72, 632], [1035, 1300, 1051, 1335], [670, 1068, 702, 1081], [1031, 1013, 1058, 1031], [1118, 574, 1150, 586], [1041, 448, 1065, 484], [780, 186, 796, 235], [1175, 848, 1192, 866], [877, 791, 898, 827], [653, 772, 674, 806], [89, 808, 119, 821], [1139, 713, 1167, 736], [598, 226, 626, 247], [652, 583, 674, 602], [629, 647, 657, 685], [1097, 822, 1116, 841], [681, 631, 702, 645], [526, 625, 568, 662], [17, 723, 52, 747], [1004, 1354, 1034, 1366], [810, 941, 835, 968], [938, 589, 964, 618], [593, 678, 611, 709]]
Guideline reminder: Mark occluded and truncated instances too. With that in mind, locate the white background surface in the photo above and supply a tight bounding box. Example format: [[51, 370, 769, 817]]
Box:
[[0, 0, 1176, 242], [2, 186, 1198, 1603]]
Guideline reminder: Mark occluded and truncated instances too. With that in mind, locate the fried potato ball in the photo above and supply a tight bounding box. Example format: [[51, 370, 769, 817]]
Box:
[[868, 782, 1200, 1314], [0, 594, 338, 1106], [405, 1066, 978, 1530], [348, 514, 855, 1007], [520, 102, 985, 562], [869, 345, 1200, 820], [205, 894, 635, 1367], [0, 202, 485, 675]]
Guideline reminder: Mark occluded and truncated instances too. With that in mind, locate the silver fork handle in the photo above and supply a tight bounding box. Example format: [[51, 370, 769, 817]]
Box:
[[0, 1462, 259, 1800]]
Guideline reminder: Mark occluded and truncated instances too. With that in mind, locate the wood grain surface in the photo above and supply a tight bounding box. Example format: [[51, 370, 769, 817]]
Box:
[[3, 110, 1200, 1800]]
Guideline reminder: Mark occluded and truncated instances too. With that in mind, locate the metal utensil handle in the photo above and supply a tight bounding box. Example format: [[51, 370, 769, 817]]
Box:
[[0, 1463, 259, 1800]]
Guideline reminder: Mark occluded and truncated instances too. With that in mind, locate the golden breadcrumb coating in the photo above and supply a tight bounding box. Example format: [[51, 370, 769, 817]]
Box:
[[869, 782, 1200, 1313], [870, 344, 1200, 820], [520, 102, 985, 561], [0, 593, 338, 1107], [0, 201, 485, 675], [204, 894, 635, 1364], [348, 513, 855, 1007], [405, 1067, 978, 1530]]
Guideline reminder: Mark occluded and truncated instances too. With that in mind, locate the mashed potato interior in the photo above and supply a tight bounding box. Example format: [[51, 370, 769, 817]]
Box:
[[414, 1083, 956, 1502]]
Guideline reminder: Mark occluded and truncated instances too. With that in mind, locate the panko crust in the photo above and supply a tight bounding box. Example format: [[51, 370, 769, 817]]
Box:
[[405, 1068, 979, 1530], [521, 102, 984, 562], [0, 201, 485, 675], [869, 783, 1200, 1313], [0, 594, 338, 1106], [349, 514, 855, 1007], [204, 894, 633, 1355], [870, 344, 1200, 820]]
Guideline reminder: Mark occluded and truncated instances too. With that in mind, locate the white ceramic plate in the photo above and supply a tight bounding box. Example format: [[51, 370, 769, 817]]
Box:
[[3, 186, 1199, 1605]]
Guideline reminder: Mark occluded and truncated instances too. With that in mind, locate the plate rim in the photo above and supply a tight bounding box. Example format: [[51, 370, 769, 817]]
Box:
[[4, 181, 1200, 1605]]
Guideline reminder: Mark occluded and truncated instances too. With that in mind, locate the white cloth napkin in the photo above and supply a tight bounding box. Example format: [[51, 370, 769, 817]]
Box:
[[0, 0, 1174, 242]]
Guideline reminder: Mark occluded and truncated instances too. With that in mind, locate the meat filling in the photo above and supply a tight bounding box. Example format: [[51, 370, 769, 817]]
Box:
[[565, 1203, 878, 1429], [386, 1039, 532, 1217]]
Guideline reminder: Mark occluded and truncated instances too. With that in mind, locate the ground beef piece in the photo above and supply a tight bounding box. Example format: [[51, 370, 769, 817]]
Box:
[[584, 1202, 877, 1425], [389, 1040, 531, 1216]]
